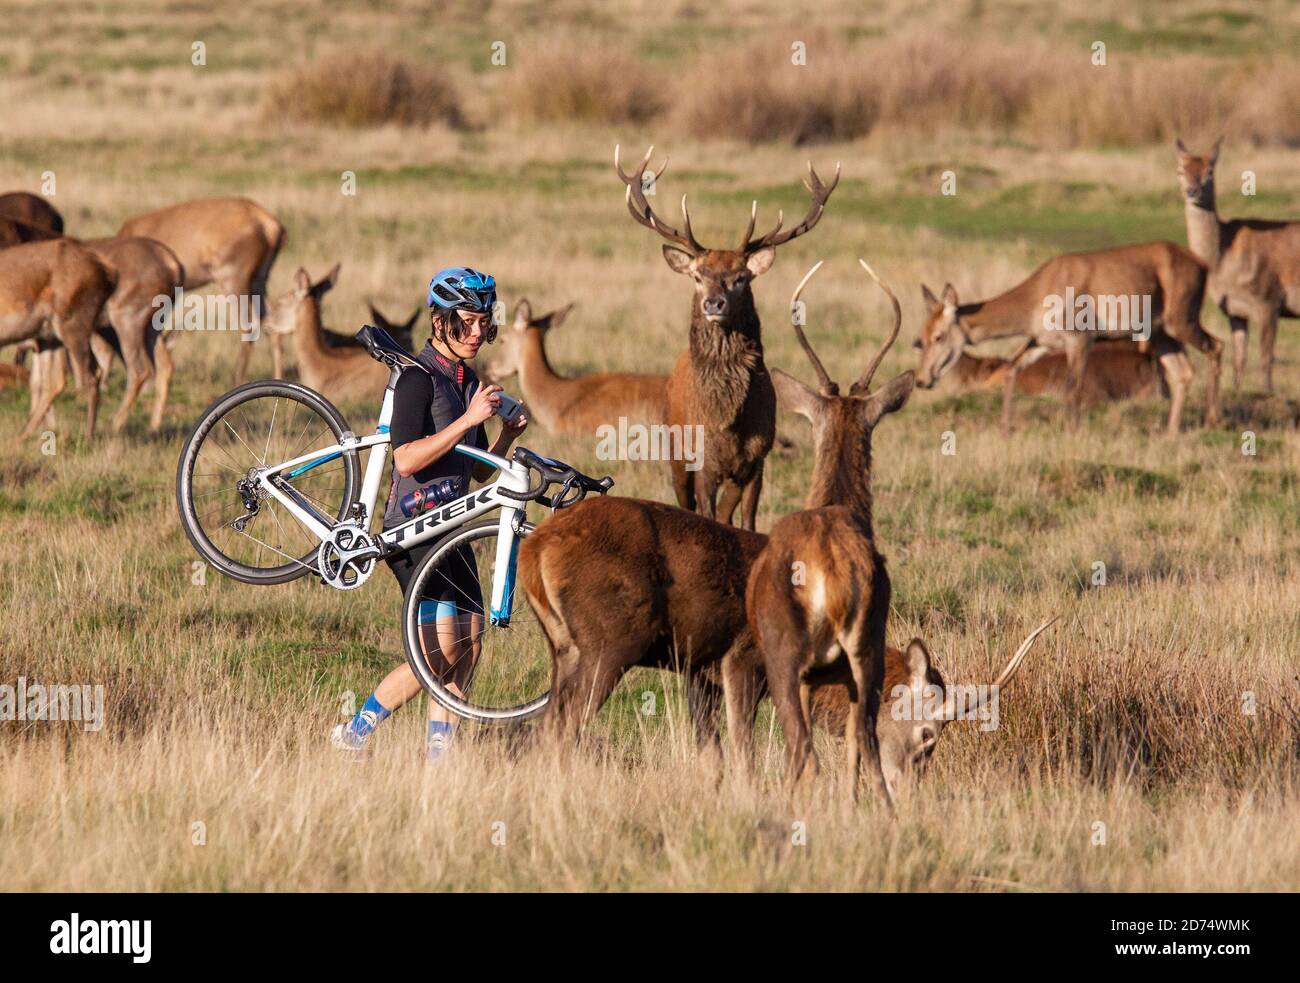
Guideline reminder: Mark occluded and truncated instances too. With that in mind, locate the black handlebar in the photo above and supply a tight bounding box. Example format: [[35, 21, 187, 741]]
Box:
[[498, 447, 614, 509]]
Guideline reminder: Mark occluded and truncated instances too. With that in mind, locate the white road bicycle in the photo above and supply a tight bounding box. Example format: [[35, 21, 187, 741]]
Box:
[[175, 326, 613, 723]]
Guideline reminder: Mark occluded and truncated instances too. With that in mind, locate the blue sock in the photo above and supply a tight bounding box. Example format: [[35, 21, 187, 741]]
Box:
[[347, 694, 391, 741], [427, 719, 456, 760]]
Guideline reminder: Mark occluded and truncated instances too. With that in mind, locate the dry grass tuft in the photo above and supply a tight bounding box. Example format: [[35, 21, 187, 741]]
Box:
[[503, 42, 665, 125], [262, 49, 463, 129]]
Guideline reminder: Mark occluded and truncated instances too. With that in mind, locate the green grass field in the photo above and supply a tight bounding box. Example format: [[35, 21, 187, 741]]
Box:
[[1, 0, 1298, 891]]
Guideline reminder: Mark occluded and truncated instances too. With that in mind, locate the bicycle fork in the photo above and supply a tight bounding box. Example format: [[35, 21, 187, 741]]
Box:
[[490, 504, 526, 627]]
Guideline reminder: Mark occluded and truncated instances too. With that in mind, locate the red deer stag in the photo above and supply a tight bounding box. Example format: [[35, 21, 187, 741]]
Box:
[[1176, 139, 1300, 392], [615, 145, 839, 529], [915, 241, 1223, 436], [118, 196, 285, 385], [744, 260, 913, 804], [482, 299, 667, 434]]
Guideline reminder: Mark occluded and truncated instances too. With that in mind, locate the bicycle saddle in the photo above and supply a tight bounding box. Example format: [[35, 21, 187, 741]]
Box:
[[355, 324, 415, 367]]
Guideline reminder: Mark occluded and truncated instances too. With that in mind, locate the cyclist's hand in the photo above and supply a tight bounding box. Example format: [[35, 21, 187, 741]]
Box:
[[464, 384, 502, 426], [502, 409, 528, 437]]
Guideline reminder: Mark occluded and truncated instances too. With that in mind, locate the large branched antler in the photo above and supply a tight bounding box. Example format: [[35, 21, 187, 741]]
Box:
[[614, 144, 706, 256], [742, 161, 841, 253], [851, 259, 902, 396], [788, 260, 837, 396]]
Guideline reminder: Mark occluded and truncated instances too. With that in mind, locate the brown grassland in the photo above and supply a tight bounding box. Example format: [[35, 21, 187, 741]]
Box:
[[0, 0, 1298, 891]]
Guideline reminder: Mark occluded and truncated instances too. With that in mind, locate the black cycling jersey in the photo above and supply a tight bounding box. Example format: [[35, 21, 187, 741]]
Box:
[[383, 340, 488, 529]]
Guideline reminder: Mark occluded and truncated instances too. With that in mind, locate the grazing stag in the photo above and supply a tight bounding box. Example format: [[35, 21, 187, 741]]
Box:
[[915, 241, 1223, 435], [744, 260, 913, 804], [933, 341, 1166, 405], [808, 622, 1055, 799], [482, 299, 667, 434], [264, 264, 391, 404], [118, 196, 285, 385], [0, 239, 116, 439], [615, 145, 839, 529], [0, 192, 64, 234], [1176, 139, 1300, 392]]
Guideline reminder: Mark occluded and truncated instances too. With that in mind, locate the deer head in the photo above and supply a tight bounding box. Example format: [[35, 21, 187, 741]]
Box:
[[1175, 136, 1221, 209], [615, 144, 839, 330], [914, 282, 970, 388], [480, 298, 576, 383], [875, 618, 1057, 799], [771, 259, 913, 514], [264, 264, 339, 336]]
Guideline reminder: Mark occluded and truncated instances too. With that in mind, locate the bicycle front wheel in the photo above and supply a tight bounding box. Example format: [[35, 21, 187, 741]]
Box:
[[401, 519, 551, 723], [176, 381, 361, 585]]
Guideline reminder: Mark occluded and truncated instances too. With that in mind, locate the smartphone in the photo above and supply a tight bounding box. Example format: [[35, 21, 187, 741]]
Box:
[[495, 391, 525, 424]]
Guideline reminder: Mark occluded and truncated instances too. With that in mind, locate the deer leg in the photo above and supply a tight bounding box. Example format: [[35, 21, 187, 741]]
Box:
[[721, 646, 763, 776], [1065, 341, 1090, 431], [739, 464, 764, 532], [767, 659, 815, 786], [846, 648, 892, 811], [58, 326, 101, 441], [1190, 324, 1223, 428], [110, 319, 154, 435], [717, 479, 743, 527], [251, 236, 283, 379], [22, 349, 66, 439], [669, 458, 695, 512], [1228, 315, 1248, 391], [686, 668, 723, 759], [1258, 307, 1280, 394], [149, 334, 174, 433], [1158, 349, 1193, 436], [693, 471, 719, 521]]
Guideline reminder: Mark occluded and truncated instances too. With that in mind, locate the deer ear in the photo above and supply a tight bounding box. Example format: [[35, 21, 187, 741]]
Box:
[[294, 268, 311, 297], [903, 639, 932, 687], [921, 284, 941, 314], [771, 367, 821, 422], [548, 302, 576, 329], [745, 246, 776, 277], [863, 370, 915, 428], [940, 283, 958, 309], [663, 245, 694, 274], [313, 263, 340, 296], [512, 298, 532, 326]]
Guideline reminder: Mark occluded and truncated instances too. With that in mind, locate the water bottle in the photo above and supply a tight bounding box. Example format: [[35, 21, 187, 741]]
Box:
[[399, 477, 460, 518]]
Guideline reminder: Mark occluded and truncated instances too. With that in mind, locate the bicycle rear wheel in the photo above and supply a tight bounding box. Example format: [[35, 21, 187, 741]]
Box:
[[401, 519, 551, 723], [176, 381, 361, 585]]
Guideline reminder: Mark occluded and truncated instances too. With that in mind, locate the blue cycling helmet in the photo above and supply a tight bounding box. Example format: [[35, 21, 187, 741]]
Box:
[[427, 267, 497, 313]]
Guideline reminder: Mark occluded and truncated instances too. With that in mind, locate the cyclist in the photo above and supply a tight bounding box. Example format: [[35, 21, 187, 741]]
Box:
[[332, 267, 528, 760]]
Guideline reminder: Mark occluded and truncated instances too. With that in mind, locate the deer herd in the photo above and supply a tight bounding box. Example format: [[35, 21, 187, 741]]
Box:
[[3, 138, 1296, 805]]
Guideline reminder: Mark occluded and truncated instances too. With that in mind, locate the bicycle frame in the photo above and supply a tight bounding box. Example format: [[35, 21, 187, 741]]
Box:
[[251, 368, 533, 624]]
